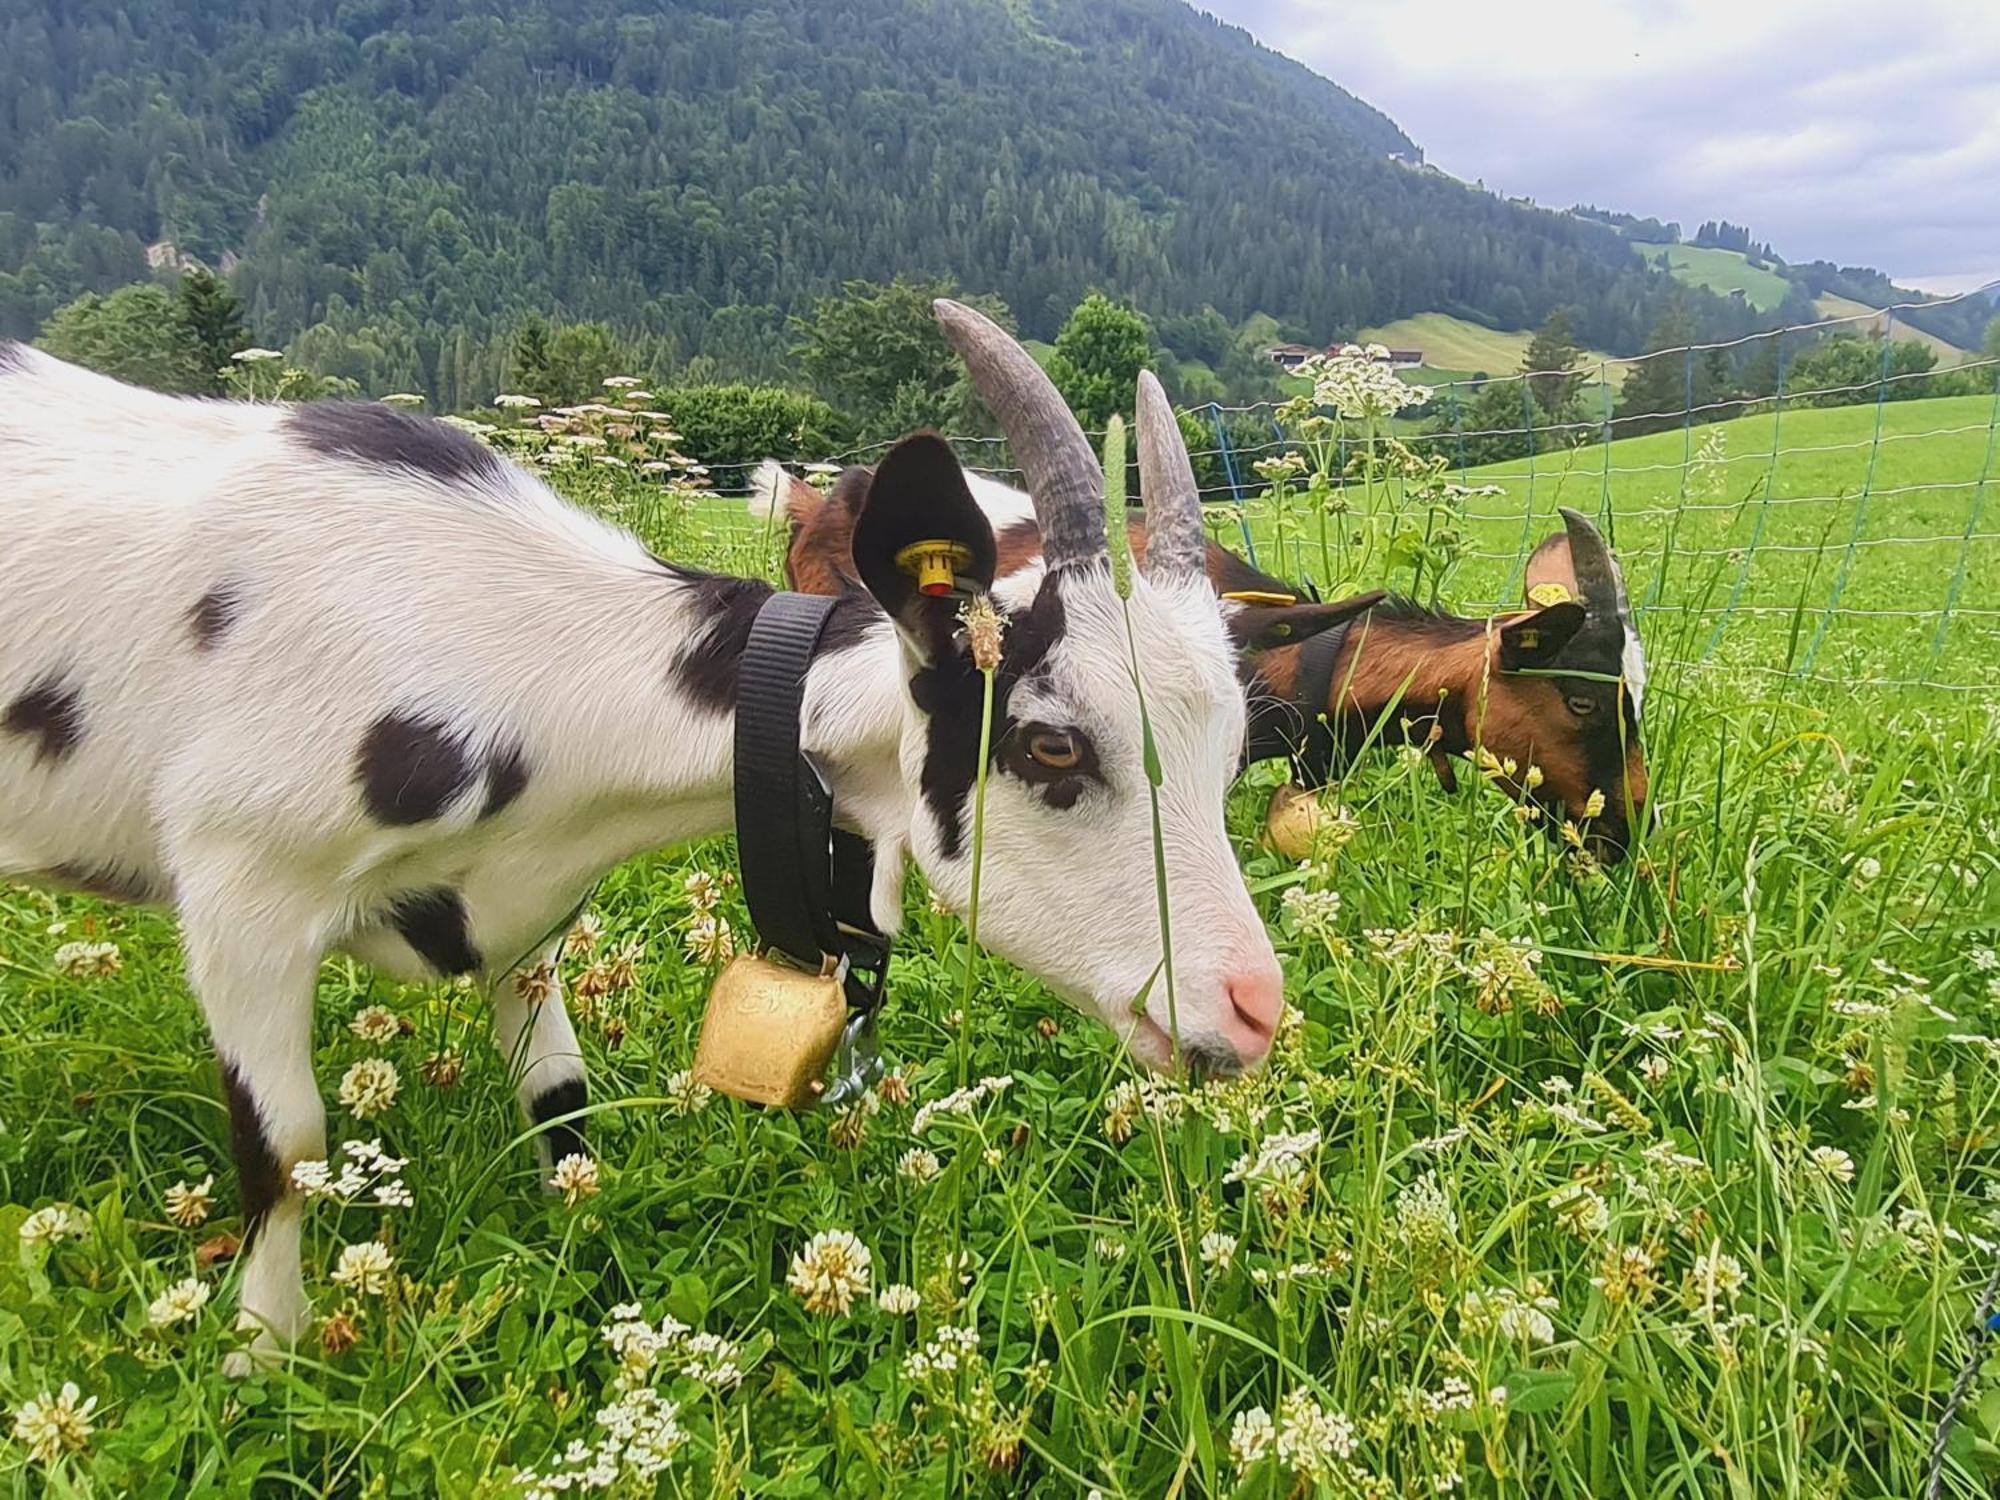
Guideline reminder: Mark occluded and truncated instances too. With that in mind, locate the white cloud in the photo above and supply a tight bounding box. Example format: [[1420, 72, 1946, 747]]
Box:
[[1200, 0, 2000, 295]]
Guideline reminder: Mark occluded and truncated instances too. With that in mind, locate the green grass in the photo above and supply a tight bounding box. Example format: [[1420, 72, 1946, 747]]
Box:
[[1815, 293, 1973, 367], [8, 390, 2000, 1495], [1644, 245, 1794, 313], [1357, 313, 1625, 388]]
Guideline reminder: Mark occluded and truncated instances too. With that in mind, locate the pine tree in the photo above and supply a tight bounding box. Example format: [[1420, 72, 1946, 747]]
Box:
[[176, 267, 248, 394], [1521, 310, 1585, 433]]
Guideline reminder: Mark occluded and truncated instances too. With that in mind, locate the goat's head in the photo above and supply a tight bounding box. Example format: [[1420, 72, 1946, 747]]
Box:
[[846, 302, 1291, 1074], [1481, 509, 1651, 859]]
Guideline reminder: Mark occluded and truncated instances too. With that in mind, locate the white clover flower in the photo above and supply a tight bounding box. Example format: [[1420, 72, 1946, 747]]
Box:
[[1229, 1405, 1274, 1473], [1391, 1172, 1458, 1249], [1275, 1388, 1357, 1480], [1279, 884, 1341, 933], [165, 1175, 214, 1227], [663, 1070, 713, 1117], [1200, 1231, 1238, 1269], [338, 1057, 400, 1119], [1224, 1129, 1321, 1192], [897, 1147, 942, 1183], [788, 1229, 871, 1316], [901, 1324, 979, 1382], [1462, 1283, 1558, 1346], [148, 1276, 211, 1327], [331, 1240, 396, 1296], [19, 1204, 90, 1246], [51, 940, 122, 977], [1635, 1054, 1671, 1087], [679, 1331, 742, 1389], [1093, 1235, 1128, 1263], [875, 1283, 922, 1316], [1809, 1145, 1856, 1184], [11, 1383, 96, 1465], [1686, 1243, 1747, 1305], [682, 914, 733, 965], [911, 1075, 1013, 1136], [348, 1004, 401, 1044], [550, 1153, 601, 1206]]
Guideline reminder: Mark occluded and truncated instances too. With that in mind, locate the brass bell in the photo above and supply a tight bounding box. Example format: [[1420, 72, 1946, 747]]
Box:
[[692, 952, 849, 1109], [1264, 781, 1331, 862]]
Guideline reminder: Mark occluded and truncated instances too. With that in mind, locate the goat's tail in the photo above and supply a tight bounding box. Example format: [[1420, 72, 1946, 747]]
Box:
[[747, 458, 817, 524]]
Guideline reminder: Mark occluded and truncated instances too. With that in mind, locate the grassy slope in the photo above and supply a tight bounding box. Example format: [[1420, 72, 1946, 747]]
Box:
[[1358, 312, 1626, 387], [1225, 391, 2000, 688], [9, 392, 2000, 1495], [1645, 243, 1793, 311], [1814, 292, 1972, 366]]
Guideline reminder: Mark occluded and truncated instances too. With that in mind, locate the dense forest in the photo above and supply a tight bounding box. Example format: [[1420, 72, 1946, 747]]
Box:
[[0, 0, 1773, 406]]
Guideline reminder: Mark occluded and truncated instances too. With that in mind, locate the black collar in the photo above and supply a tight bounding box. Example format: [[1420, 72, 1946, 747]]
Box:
[[733, 591, 891, 1093], [1243, 617, 1354, 786]]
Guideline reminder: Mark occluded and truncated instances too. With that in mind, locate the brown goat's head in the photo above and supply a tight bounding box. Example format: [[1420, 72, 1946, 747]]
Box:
[[1481, 509, 1650, 859]]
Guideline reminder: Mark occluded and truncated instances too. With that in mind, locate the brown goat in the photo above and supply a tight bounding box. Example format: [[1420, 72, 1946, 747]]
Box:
[[750, 462, 1649, 858]]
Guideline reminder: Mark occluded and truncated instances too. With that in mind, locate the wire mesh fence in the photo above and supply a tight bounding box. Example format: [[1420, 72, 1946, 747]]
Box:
[[718, 282, 2000, 698]]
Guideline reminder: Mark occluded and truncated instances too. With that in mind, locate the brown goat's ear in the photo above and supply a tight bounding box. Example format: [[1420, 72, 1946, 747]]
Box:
[[1497, 601, 1587, 672], [851, 435, 998, 650], [1226, 591, 1385, 653]]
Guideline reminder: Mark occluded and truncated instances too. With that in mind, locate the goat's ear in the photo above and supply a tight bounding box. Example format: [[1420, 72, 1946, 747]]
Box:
[[851, 435, 998, 650], [1523, 530, 1579, 608], [1226, 590, 1385, 653], [1497, 601, 1588, 671]]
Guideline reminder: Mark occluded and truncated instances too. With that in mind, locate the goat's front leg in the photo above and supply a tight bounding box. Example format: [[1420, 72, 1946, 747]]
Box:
[[176, 868, 329, 1372], [494, 941, 589, 1171]]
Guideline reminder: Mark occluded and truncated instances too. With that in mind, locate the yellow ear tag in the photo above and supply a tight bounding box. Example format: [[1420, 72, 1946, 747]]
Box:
[[1527, 582, 1574, 607], [1220, 589, 1297, 606], [895, 540, 973, 598]]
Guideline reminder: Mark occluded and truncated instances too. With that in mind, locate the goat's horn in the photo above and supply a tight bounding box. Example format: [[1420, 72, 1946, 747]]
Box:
[[1135, 370, 1206, 581], [933, 299, 1106, 569], [1557, 507, 1633, 625]]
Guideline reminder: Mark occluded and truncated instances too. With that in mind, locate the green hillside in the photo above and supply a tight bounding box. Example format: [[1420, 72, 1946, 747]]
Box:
[[1813, 293, 1972, 365], [1643, 245, 1794, 312], [0, 0, 1750, 400], [1357, 312, 1626, 386]]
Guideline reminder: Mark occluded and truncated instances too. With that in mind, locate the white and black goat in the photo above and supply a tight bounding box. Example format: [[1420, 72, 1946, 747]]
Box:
[[0, 307, 1341, 1363]]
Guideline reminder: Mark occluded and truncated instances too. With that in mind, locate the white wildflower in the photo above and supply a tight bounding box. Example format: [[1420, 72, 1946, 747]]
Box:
[[876, 1283, 921, 1316], [1229, 1406, 1274, 1473], [897, 1147, 942, 1183], [19, 1204, 90, 1246], [663, 1069, 713, 1117], [788, 1229, 871, 1316], [11, 1383, 96, 1465], [51, 940, 122, 977], [331, 1240, 396, 1296], [1200, 1231, 1239, 1269], [148, 1276, 210, 1327], [549, 1153, 601, 1206], [165, 1175, 214, 1227], [348, 1004, 401, 1044], [338, 1057, 400, 1119]]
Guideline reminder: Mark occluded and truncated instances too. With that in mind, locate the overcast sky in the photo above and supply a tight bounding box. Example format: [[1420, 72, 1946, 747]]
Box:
[[1199, 0, 2000, 296]]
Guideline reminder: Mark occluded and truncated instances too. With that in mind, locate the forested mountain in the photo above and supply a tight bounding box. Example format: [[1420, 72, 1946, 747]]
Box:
[[0, 0, 1752, 402]]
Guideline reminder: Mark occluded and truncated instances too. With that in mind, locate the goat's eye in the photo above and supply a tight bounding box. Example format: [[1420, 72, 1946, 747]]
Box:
[[1028, 730, 1082, 771], [1566, 695, 1596, 716]]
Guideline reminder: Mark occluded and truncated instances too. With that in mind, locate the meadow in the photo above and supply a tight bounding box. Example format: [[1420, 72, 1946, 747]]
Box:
[[4, 371, 2000, 1498]]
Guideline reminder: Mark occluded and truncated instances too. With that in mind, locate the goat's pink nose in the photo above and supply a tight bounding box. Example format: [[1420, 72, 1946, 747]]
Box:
[[1221, 965, 1284, 1063]]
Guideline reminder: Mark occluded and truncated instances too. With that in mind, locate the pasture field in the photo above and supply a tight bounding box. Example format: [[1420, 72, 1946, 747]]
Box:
[[1642, 246, 1794, 314], [6, 385, 2000, 1498], [1354, 313, 1625, 387], [1813, 294, 1973, 368]]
